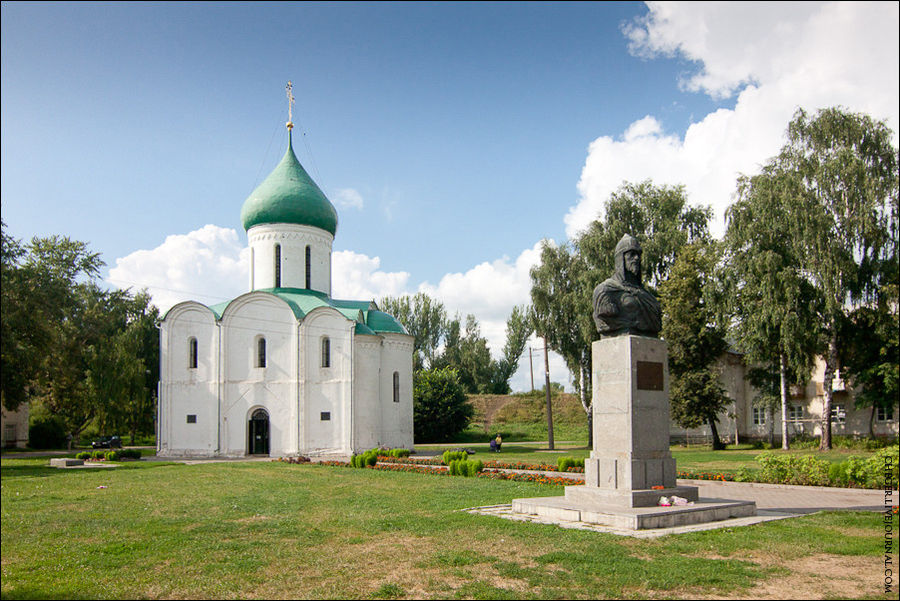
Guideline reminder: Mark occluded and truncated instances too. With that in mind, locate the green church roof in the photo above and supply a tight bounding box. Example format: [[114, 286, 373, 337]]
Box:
[[240, 133, 338, 235], [366, 310, 409, 334], [200, 289, 408, 336]]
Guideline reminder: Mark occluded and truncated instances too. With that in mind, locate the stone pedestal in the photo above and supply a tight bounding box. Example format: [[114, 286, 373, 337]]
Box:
[[571, 336, 697, 507], [510, 335, 755, 530]]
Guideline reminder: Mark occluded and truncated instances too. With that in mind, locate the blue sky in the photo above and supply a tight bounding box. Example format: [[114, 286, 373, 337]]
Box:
[[3, 2, 897, 391]]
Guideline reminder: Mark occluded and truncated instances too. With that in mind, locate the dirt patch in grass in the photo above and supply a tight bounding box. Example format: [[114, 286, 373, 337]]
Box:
[[235, 515, 270, 524], [696, 553, 887, 600]]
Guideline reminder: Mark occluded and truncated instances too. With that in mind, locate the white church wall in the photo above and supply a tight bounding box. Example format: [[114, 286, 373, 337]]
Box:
[[158, 303, 220, 457], [247, 223, 333, 294], [220, 293, 298, 457], [378, 333, 415, 449], [353, 335, 383, 451], [300, 308, 354, 454]]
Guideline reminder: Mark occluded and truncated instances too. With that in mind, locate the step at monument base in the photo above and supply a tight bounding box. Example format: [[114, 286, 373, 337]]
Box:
[[511, 495, 757, 530], [565, 484, 699, 508]]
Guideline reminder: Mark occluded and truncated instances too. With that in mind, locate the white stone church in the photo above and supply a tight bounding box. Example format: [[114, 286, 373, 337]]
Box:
[[157, 131, 414, 457]]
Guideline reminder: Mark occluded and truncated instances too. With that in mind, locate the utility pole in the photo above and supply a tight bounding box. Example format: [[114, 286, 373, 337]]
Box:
[[529, 346, 534, 392], [543, 340, 554, 450]]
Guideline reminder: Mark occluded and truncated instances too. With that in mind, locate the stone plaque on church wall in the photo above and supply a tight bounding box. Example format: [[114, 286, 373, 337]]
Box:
[[636, 361, 664, 391]]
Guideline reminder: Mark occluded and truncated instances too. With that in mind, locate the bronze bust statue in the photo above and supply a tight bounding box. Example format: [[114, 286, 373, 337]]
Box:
[[592, 234, 662, 337]]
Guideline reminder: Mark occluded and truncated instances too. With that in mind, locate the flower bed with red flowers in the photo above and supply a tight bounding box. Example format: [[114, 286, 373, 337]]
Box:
[[477, 470, 583, 486], [677, 470, 736, 482], [370, 463, 449, 476], [376, 455, 443, 466], [307, 457, 583, 486], [375, 455, 585, 473], [371, 462, 581, 486], [481, 459, 558, 471]]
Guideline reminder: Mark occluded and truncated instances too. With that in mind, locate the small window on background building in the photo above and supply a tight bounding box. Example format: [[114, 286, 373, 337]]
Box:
[[305, 245, 311, 289], [321, 337, 330, 368], [189, 337, 198, 369], [257, 337, 267, 368], [393, 371, 400, 403], [876, 406, 895, 422], [752, 407, 766, 426], [788, 404, 804, 422], [320, 412, 331, 421], [186, 414, 197, 424], [274, 244, 282, 288], [831, 404, 846, 424]]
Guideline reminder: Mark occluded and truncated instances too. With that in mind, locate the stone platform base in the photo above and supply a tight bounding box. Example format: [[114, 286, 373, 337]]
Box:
[[565, 484, 699, 508], [511, 495, 756, 530], [49, 458, 84, 467]]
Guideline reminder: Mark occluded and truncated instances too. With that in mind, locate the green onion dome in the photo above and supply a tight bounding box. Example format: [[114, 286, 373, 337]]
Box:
[[240, 134, 338, 235]]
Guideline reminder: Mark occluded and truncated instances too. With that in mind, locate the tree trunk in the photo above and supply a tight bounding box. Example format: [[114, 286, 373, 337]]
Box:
[[869, 404, 876, 438], [766, 406, 775, 448], [708, 415, 725, 450], [819, 330, 838, 451], [780, 353, 791, 450], [579, 363, 593, 450]]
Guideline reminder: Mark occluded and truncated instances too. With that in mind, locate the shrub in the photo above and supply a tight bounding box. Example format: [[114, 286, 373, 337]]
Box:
[[556, 456, 585, 472], [119, 449, 142, 460], [442, 450, 467, 465], [28, 415, 67, 449], [92, 450, 106, 460], [105, 450, 120, 461], [351, 449, 380, 468], [756, 452, 830, 486], [75, 451, 91, 460], [413, 367, 473, 443], [390, 448, 410, 458], [466, 459, 484, 477]]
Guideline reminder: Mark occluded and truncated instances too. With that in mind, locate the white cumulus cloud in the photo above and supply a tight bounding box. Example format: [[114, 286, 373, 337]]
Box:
[[332, 250, 411, 301], [331, 188, 364, 210], [567, 1, 899, 239], [107, 224, 249, 314]]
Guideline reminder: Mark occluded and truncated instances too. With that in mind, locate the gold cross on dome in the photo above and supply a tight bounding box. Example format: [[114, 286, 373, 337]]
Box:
[[286, 81, 295, 130]]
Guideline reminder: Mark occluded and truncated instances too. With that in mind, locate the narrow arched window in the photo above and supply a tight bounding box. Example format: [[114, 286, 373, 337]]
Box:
[[305, 245, 311, 289], [189, 338, 198, 369], [393, 371, 400, 403], [274, 244, 282, 288], [321, 337, 330, 368], [257, 337, 267, 368]]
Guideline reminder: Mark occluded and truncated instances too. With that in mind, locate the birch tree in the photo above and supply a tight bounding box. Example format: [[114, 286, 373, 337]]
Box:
[[724, 165, 820, 449], [780, 107, 898, 450]]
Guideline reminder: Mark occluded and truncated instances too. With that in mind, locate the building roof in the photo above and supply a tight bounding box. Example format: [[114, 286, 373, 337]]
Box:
[[239, 133, 338, 235], [204, 288, 409, 336]]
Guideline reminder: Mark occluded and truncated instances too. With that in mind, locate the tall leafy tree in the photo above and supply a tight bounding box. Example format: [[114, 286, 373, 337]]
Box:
[[779, 107, 898, 450], [1, 227, 103, 413], [529, 241, 596, 445], [379, 293, 447, 370], [577, 180, 711, 291], [530, 180, 711, 448], [839, 302, 899, 435], [724, 165, 820, 449], [490, 305, 534, 394], [660, 242, 730, 449], [437, 314, 494, 393]]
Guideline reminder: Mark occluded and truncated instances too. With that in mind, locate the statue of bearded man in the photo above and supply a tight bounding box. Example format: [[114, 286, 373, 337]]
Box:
[[592, 234, 662, 337]]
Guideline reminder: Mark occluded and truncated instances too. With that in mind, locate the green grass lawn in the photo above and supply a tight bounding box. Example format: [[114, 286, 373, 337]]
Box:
[[2, 456, 895, 599]]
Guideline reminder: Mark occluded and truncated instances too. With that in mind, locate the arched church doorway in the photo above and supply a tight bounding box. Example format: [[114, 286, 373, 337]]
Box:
[[248, 408, 270, 455]]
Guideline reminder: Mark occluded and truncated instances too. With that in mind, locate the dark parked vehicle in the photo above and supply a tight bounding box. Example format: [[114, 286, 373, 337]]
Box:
[[91, 436, 122, 449]]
